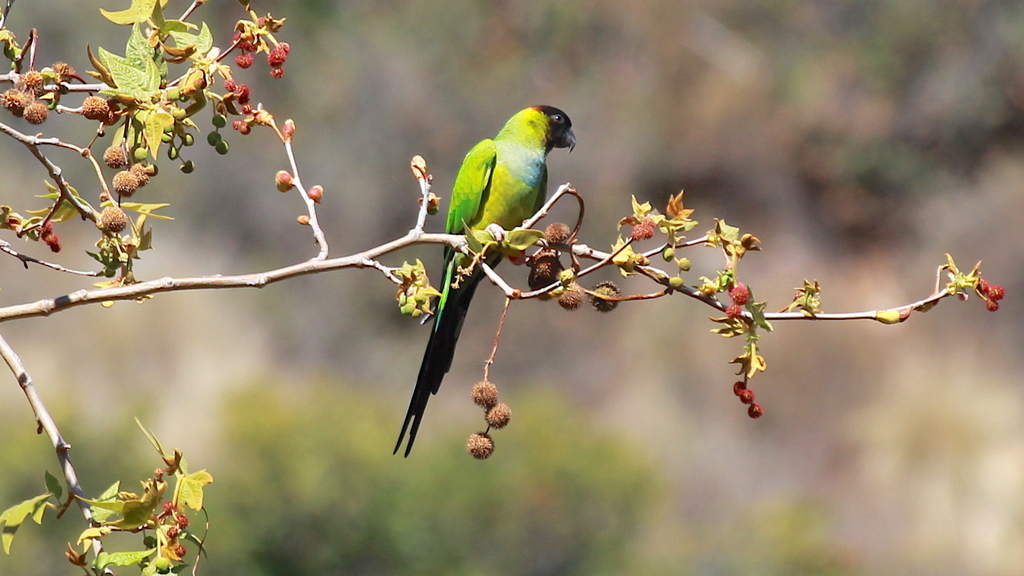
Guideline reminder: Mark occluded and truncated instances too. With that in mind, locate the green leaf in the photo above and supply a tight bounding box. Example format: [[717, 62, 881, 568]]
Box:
[[169, 22, 213, 57], [100, 0, 157, 25], [95, 548, 156, 569], [44, 471, 63, 501], [174, 470, 213, 511], [87, 45, 118, 87], [504, 229, 545, 251], [77, 526, 112, 547], [0, 493, 52, 554], [120, 201, 174, 220], [82, 481, 121, 523], [143, 111, 175, 157], [135, 417, 167, 456]]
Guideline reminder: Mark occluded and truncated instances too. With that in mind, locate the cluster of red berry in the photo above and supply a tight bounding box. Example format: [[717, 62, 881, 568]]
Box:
[[977, 278, 1006, 312], [732, 380, 763, 419]]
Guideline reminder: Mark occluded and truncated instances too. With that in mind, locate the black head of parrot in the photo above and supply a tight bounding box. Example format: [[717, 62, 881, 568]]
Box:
[[534, 105, 576, 153]]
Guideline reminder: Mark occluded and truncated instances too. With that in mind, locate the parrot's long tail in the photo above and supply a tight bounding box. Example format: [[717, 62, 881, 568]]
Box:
[[394, 254, 482, 457]]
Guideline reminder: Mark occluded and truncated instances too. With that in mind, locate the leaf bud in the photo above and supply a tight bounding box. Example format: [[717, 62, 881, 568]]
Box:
[[297, 214, 310, 226], [276, 170, 294, 192], [307, 185, 323, 203]]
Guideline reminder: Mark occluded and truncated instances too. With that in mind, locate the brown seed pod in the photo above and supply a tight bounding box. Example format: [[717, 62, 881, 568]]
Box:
[[471, 380, 499, 408], [528, 249, 562, 291], [558, 282, 586, 311], [23, 100, 48, 124], [485, 403, 511, 429], [545, 222, 572, 244], [466, 432, 494, 460], [112, 170, 140, 197], [1, 89, 31, 116], [102, 146, 129, 169], [81, 96, 112, 121], [589, 281, 621, 313], [99, 206, 129, 233]]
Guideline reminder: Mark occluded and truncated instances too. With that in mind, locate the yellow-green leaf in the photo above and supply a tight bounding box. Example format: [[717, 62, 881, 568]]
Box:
[[95, 548, 155, 569], [77, 526, 112, 547], [143, 111, 174, 157], [100, 0, 158, 25], [0, 493, 52, 554], [174, 470, 213, 511]]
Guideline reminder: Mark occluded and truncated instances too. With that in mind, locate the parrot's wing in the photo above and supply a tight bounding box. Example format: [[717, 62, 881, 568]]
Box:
[[446, 139, 497, 235]]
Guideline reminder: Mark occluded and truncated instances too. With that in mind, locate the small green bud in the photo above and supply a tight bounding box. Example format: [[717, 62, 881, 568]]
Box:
[[182, 132, 194, 146], [662, 247, 675, 261], [212, 114, 227, 128], [171, 106, 186, 120], [669, 276, 684, 289], [167, 145, 179, 160], [153, 557, 172, 573], [558, 268, 576, 287], [207, 131, 222, 146], [132, 147, 148, 162], [677, 257, 691, 271], [215, 140, 229, 155], [180, 160, 195, 173], [165, 88, 181, 101], [161, 131, 173, 143]]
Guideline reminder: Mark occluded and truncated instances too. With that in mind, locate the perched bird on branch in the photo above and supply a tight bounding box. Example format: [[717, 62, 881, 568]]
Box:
[[395, 105, 576, 456]]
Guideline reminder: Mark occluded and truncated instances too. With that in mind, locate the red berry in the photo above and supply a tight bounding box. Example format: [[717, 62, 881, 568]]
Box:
[[732, 381, 746, 396], [43, 232, 61, 252], [729, 282, 750, 305], [978, 278, 990, 294], [986, 299, 1000, 312], [739, 389, 755, 405], [278, 42, 291, 55], [748, 403, 764, 419], [223, 78, 237, 92], [270, 66, 285, 79], [726, 304, 743, 319], [234, 83, 250, 100], [988, 284, 1005, 301], [267, 47, 287, 67], [235, 53, 255, 69], [175, 513, 189, 529]]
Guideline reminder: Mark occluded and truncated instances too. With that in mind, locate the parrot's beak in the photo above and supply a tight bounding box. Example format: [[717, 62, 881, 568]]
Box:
[[565, 128, 576, 153]]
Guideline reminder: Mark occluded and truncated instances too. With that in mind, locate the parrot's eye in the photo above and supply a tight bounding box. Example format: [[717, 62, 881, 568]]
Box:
[[551, 114, 564, 124]]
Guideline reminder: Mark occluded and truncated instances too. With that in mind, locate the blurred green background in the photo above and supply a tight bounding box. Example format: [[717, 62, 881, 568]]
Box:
[[1, 0, 1023, 574]]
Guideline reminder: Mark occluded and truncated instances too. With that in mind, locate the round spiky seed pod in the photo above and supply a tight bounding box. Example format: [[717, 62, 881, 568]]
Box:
[[589, 281, 621, 312], [558, 282, 586, 311], [100, 206, 129, 233], [467, 432, 494, 460], [729, 282, 750, 305], [81, 96, 111, 121], [112, 170, 141, 197], [52, 62, 75, 82], [748, 403, 764, 419], [23, 100, 48, 124], [630, 217, 655, 241], [471, 380, 498, 408], [528, 249, 562, 290], [102, 145, 129, 169], [1, 89, 31, 116], [20, 70, 44, 95], [486, 403, 511, 429], [545, 222, 572, 244], [129, 163, 152, 187]]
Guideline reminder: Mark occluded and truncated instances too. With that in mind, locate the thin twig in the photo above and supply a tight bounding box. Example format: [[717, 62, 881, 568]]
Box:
[[273, 119, 329, 259], [482, 298, 511, 382], [0, 333, 106, 563], [0, 239, 101, 276], [0, 231, 465, 324], [0, 120, 97, 222]]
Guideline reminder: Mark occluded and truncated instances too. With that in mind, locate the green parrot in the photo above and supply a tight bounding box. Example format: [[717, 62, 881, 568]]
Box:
[[395, 105, 576, 456]]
